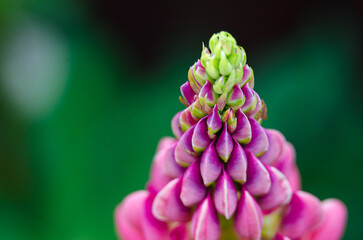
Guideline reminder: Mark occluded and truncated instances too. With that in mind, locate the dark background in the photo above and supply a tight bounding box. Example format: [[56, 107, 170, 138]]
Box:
[[0, 0, 362, 239]]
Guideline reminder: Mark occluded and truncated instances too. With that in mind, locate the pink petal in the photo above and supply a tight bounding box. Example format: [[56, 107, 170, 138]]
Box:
[[115, 191, 147, 240], [259, 129, 285, 165], [258, 166, 292, 211], [216, 122, 234, 162], [191, 193, 221, 240], [180, 81, 196, 106], [274, 233, 291, 240], [213, 167, 238, 219], [171, 112, 183, 139], [175, 125, 199, 167], [226, 84, 245, 107], [301, 199, 347, 240], [240, 84, 255, 113], [170, 224, 191, 240], [152, 178, 191, 222], [234, 188, 263, 240], [199, 80, 217, 108], [280, 191, 323, 239], [274, 142, 301, 192], [245, 151, 271, 196], [192, 117, 212, 152], [141, 194, 170, 240], [244, 118, 269, 157], [206, 105, 222, 138], [179, 107, 197, 132], [161, 143, 185, 178], [181, 160, 207, 207], [233, 109, 252, 144], [200, 141, 222, 186], [226, 138, 247, 183]]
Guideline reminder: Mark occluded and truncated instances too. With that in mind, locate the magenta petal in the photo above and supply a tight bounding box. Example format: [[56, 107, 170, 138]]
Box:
[[259, 129, 285, 165], [213, 167, 238, 219], [280, 191, 323, 239], [200, 141, 222, 186], [181, 160, 207, 207], [192, 117, 212, 152], [181, 81, 196, 106], [258, 166, 292, 211], [148, 139, 174, 193], [206, 105, 222, 138], [301, 199, 347, 240], [179, 107, 197, 132], [199, 80, 217, 107], [170, 224, 191, 240], [115, 191, 148, 240], [245, 151, 271, 196], [191, 193, 221, 240], [141, 194, 170, 240], [152, 178, 191, 222], [274, 233, 291, 240], [248, 91, 262, 119], [275, 142, 301, 192], [233, 109, 252, 144], [226, 84, 245, 107], [244, 118, 269, 157], [226, 138, 247, 183], [240, 64, 254, 88], [162, 143, 185, 178], [234, 188, 263, 240], [171, 112, 183, 139], [216, 123, 234, 162], [240, 84, 255, 113], [175, 126, 199, 167]]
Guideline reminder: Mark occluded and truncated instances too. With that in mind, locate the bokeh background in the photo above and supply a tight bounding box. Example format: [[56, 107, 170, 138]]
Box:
[[0, 0, 362, 239]]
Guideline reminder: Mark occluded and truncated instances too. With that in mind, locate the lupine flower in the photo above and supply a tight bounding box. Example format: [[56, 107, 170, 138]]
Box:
[[115, 31, 347, 240]]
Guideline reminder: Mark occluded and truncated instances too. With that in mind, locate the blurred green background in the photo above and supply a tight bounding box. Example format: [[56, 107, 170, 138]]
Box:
[[0, 0, 362, 239]]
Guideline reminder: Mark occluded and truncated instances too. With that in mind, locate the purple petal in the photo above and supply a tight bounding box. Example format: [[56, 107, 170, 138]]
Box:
[[181, 81, 196, 106], [175, 126, 199, 167], [258, 166, 292, 211], [200, 141, 222, 186], [213, 167, 238, 219], [192, 117, 212, 152], [152, 178, 191, 222], [216, 92, 227, 111], [240, 84, 255, 113], [259, 129, 285, 165], [280, 191, 323, 239], [199, 80, 217, 108], [233, 109, 252, 144], [244, 118, 269, 157], [171, 112, 183, 139], [179, 107, 197, 132], [206, 105, 222, 138], [226, 84, 245, 107], [181, 160, 207, 207], [191, 193, 221, 240], [226, 138, 247, 183], [245, 151, 271, 196], [234, 187, 263, 240], [216, 123, 234, 162]]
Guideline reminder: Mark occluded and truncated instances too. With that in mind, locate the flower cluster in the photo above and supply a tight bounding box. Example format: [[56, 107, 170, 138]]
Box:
[[114, 31, 347, 240]]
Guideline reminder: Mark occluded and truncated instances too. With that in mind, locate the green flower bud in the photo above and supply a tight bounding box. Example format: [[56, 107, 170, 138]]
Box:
[[206, 56, 220, 79], [219, 51, 233, 76], [241, 47, 247, 66], [213, 76, 225, 94], [228, 47, 242, 68], [223, 70, 236, 93], [235, 67, 244, 84]]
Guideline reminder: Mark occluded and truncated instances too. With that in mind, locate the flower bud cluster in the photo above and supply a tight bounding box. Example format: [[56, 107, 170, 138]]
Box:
[[115, 32, 347, 240]]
